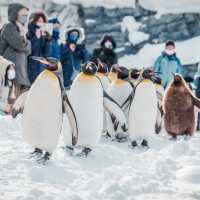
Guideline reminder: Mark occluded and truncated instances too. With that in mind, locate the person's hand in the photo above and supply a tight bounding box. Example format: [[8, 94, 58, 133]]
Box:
[[35, 29, 41, 39], [16, 22, 27, 37], [43, 31, 51, 41], [69, 43, 76, 52]]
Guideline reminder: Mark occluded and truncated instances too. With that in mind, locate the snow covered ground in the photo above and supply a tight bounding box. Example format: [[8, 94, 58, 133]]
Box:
[[1, 114, 200, 200]]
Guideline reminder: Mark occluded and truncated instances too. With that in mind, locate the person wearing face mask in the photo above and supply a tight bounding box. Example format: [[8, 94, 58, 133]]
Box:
[[27, 12, 52, 84], [48, 18, 61, 59], [153, 41, 183, 89], [0, 3, 31, 97], [60, 27, 90, 88], [92, 35, 118, 71], [0, 56, 16, 114]]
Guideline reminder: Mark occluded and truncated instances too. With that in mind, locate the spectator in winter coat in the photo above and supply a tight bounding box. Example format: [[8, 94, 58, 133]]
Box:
[[27, 12, 52, 84], [60, 27, 90, 88], [0, 3, 31, 96], [153, 41, 183, 89], [92, 35, 118, 71], [48, 18, 61, 59]]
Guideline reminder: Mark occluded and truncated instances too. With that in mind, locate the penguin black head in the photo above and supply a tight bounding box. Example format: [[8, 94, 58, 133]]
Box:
[[116, 67, 129, 80], [129, 68, 140, 80], [142, 68, 154, 80], [97, 59, 108, 74], [152, 76, 162, 85], [173, 73, 183, 86], [110, 64, 119, 73], [82, 61, 98, 75], [31, 56, 59, 71]]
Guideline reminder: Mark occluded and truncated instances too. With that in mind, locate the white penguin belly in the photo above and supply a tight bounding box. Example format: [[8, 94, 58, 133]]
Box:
[[69, 75, 103, 148], [129, 81, 157, 140], [22, 71, 63, 153], [106, 82, 132, 136]]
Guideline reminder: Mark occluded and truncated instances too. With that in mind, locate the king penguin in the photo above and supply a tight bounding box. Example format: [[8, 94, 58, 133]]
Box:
[[106, 66, 133, 141], [163, 73, 200, 138], [12, 57, 78, 164], [129, 68, 158, 148], [63, 61, 127, 156]]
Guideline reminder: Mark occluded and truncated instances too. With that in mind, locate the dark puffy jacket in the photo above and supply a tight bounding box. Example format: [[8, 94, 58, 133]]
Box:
[[60, 43, 90, 87], [0, 3, 31, 86], [92, 35, 118, 70], [27, 23, 52, 84]]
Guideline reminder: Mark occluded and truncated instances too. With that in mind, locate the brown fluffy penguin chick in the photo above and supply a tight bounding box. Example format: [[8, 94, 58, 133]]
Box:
[[163, 74, 200, 137]]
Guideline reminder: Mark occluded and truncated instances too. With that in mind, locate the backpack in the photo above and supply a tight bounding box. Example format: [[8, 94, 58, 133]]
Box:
[[0, 23, 9, 56]]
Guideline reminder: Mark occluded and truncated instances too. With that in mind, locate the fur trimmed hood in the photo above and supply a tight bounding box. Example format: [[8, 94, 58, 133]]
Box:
[[65, 26, 85, 44]]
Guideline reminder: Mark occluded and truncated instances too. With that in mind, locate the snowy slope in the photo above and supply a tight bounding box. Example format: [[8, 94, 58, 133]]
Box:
[[1, 114, 200, 200], [53, 0, 135, 8], [119, 36, 200, 69], [140, 0, 200, 16]]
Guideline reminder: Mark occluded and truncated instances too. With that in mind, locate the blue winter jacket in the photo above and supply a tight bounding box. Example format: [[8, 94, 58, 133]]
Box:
[[27, 23, 52, 84], [50, 30, 60, 59], [60, 43, 90, 87], [154, 52, 183, 89]]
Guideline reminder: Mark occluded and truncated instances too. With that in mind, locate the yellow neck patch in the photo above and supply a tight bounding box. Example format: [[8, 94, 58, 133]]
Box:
[[155, 83, 162, 89], [41, 70, 57, 81], [142, 79, 151, 84], [108, 72, 117, 83], [96, 72, 105, 77], [113, 79, 126, 85], [77, 72, 96, 82]]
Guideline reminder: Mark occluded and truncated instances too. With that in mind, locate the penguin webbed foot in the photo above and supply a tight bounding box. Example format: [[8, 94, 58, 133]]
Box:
[[37, 152, 51, 165], [131, 140, 138, 148], [141, 139, 149, 148], [114, 133, 128, 143], [11, 107, 23, 119], [29, 148, 43, 158], [104, 132, 111, 138], [73, 147, 92, 157]]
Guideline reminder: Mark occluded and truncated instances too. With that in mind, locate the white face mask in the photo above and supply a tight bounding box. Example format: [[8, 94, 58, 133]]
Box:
[[7, 69, 16, 80], [36, 22, 44, 28], [104, 41, 113, 49], [165, 49, 175, 55]]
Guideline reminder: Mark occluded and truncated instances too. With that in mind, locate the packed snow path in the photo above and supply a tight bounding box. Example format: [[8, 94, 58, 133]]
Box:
[[1, 115, 200, 200]]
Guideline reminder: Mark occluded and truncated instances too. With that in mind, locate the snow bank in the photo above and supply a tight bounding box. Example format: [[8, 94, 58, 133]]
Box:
[[121, 16, 149, 46], [140, 0, 200, 16], [53, 0, 135, 8], [119, 36, 200, 68]]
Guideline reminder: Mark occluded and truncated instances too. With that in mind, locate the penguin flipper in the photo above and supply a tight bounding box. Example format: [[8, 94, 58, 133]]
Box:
[[103, 97, 127, 127], [63, 93, 78, 146], [192, 96, 200, 109], [12, 91, 29, 118]]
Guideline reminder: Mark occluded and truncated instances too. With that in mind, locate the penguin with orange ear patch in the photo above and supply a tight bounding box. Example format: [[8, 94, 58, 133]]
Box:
[[12, 57, 78, 164], [163, 73, 200, 138], [64, 62, 127, 156], [129, 68, 157, 148]]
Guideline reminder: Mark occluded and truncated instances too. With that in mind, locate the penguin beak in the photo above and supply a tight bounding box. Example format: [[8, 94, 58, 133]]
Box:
[[31, 56, 51, 65], [172, 72, 176, 78]]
